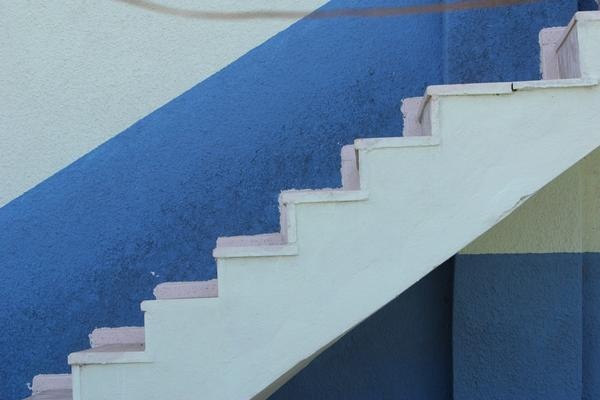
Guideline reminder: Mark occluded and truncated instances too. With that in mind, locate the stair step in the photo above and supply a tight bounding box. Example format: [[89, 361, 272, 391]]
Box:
[[68, 343, 148, 365], [341, 145, 360, 190], [31, 374, 71, 394], [213, 188, 367, 259], [216, 232, 284, 247], [216, 144, 364, 257], [23, 374, 72, 400], [24, 389, 72, 400], [153, 279, 218, 299], [89, 326, 145, 348]]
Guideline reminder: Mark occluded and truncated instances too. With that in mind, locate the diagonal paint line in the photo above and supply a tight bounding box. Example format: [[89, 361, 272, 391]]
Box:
[[113, 0, 542, 21]]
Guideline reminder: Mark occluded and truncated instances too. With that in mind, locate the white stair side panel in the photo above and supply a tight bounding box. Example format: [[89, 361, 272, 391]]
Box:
[[153, 279, 218, 300], [77, 81, 600, 400]]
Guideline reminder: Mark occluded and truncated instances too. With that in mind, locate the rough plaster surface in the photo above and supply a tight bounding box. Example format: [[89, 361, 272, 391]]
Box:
[[462, 146, 600, 254], [443, 0, 577, 83], [456, 145, 600, 399], [584, 253, 600, 399], [88, 327, 144, 348], [454, 253, 583, 400], [1, 1, 589, 399], [0, 0, 326, 207], [455, 78, 600, 398]]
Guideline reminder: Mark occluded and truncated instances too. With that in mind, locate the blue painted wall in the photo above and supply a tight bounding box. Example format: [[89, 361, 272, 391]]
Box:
[[454, 252, 600, 400], [583, 253, 600, 400], [0, 0, 593, 398], [453, 254, 583, 399]]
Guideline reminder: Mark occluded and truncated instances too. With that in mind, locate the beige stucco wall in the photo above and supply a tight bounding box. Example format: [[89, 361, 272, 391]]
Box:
[[0, 0, 325, 207]]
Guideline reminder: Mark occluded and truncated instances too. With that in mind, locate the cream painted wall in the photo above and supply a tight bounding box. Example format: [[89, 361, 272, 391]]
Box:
[[0, 0, 326, 207]]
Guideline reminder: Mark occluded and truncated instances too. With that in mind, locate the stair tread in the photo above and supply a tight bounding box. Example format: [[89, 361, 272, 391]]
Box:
[[279, 188, 368, 204], [216, 232, 284, 247], [89, 326, 145, 348], [78, 343, 144, 353], [154, 279, 218, 299], [25, 389, 72, 400], [69, 343, 151, 366]]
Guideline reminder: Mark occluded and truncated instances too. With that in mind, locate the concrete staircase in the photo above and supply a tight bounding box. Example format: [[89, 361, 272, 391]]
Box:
[[25, 11, 600, 400]]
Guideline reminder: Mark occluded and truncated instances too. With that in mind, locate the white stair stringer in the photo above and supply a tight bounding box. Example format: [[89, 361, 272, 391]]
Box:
[[30, 11, 600, 400]]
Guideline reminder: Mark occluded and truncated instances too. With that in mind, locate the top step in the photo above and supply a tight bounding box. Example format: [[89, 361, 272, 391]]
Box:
[[539, 11, 600, 80]]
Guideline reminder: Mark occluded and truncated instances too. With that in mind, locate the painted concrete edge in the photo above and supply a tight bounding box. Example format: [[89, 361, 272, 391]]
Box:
[[217, 233, 284, 248], [279, 189, 369, 204], [213, 243, 299, 259], [89, 327, 145, 348], [512, 77, 599, 91], [68, 344, 150, 366], [32, 374, 71, 393], [25, 389, 72, 400], [153, 279, 219, 299], [354, 136, 440, 151], [401, 97, 425, 137]]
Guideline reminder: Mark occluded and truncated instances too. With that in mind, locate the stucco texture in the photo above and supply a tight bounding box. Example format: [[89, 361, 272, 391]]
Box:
[[0, 0, 326, 207], [0, 0, 591, 398]]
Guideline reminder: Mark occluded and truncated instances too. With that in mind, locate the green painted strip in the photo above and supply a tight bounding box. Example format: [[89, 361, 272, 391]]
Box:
[[461, 147, 600, 255]]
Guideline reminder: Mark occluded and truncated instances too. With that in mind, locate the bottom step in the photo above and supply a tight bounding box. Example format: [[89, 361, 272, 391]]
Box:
[[24, 375, 71, 400], [25, 389, 72, 400]]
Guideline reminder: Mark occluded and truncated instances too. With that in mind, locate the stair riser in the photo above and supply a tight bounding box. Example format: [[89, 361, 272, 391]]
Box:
[[341, 145, 360, 190]]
